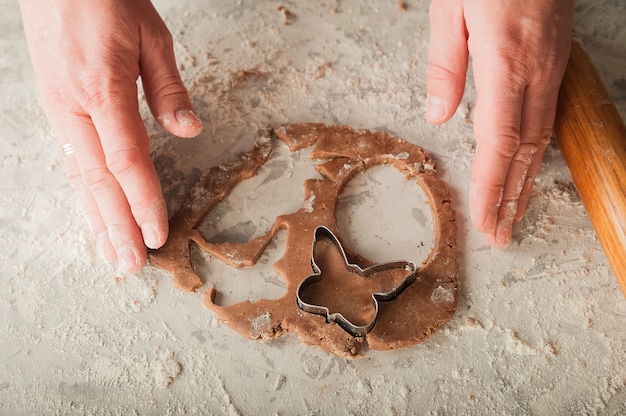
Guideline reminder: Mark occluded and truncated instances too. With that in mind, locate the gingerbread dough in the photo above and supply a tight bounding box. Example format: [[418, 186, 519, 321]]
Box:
[[299, 231, 414, 329], [150, 123, 458, 359]]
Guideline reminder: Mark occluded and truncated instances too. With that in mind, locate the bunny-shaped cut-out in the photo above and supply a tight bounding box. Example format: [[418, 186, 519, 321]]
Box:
[[297, 226, 417, 337]]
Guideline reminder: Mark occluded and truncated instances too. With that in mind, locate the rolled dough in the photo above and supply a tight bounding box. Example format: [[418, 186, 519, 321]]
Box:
[[150, 123, 458, 358]]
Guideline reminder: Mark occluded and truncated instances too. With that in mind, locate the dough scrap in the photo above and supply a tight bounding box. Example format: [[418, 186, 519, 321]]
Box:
[[150, 123, 458, 359]]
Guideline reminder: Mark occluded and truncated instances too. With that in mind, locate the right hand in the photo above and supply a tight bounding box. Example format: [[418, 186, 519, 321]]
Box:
[[19, 0, 203, 273]]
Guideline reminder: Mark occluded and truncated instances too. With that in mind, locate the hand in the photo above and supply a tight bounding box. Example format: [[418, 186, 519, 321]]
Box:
[[19, 0, 203, 273], [425, 0, 574, 247]]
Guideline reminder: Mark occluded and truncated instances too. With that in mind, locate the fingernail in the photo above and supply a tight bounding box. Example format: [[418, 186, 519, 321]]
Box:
[[495, 202, 517, 247], [470, 183, 498, 233], [118, 246, 140, 273], [175, 109, 202, 127], [495, 220, 512, 248], [426, 94, 446, 122], [141, 223, 163, 250], [483, 208, 498, 234]]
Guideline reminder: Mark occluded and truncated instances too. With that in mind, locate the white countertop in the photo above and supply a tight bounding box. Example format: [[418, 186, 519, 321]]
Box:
[[1, 0, 625, 414]]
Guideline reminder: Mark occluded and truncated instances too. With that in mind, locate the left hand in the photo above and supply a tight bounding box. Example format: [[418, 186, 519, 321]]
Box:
[[425, 0, 575, 248]]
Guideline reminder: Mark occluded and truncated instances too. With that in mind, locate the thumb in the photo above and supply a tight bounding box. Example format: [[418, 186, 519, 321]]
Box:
[[139, 14, 203, 138], [425, 0, 469, 124]]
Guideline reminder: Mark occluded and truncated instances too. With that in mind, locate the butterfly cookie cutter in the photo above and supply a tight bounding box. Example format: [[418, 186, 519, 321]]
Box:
[[296, 226, 419, 337]]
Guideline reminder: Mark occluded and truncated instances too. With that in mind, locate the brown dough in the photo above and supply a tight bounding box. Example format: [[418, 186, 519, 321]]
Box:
[[150, 123, 458, 359], [299, 233, 414, 328]]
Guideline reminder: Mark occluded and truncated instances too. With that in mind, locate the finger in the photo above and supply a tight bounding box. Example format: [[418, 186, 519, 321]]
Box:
[[425, 0, 468, 124], [86, 84, 170, 253], [139, 6, 203, 139], [485, 141, 538, 248], [486, 81, 558, 247], [513, 148, 544, 223], [469, 55, 527, 236], [62, 142, 116, 262], [58, 114, 147, 273], [514, 84, 560, 224]]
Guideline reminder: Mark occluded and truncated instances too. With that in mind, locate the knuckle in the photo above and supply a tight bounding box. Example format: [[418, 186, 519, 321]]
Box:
[[105, 148, 144, 179], [82, 82, 109, 113], [483, 130, 521, 161], [150, 74, 187, 101], [523, 133, 551, 149], [499, 199, 519, 217], [77, 64, 137, 114], [83, 208, 104, 229], [512, 142, 540, 162], [82, 165, 114, 193], [520, 125, 553, 148], [129, 194, 162, 217], [481, 182, 506, 206], [539, 52, 562, 75], [485, 38, 566, 90], [64, 160, 82, 185], [74, 72, 108, 112], [476, 43, 531, 89], [537, 126, 554, 144], [494, 142, 519, 161], [39, 87, 84, 122], [531, 48, 569, 85], [80, 77, 126, 114], [426, 61, 463, 83], [499, 55, 530, 88], [472, 177, 505, 201], [143, 25, 175, 52]]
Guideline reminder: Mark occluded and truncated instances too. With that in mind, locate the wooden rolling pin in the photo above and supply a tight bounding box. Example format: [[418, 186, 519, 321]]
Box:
[[553, 36, 626, 297]]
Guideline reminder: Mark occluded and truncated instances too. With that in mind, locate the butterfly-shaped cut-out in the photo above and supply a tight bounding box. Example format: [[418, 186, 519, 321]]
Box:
[[296, 226, 418, 337]]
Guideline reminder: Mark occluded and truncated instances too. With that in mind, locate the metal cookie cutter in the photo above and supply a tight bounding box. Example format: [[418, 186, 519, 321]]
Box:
[[296, 226, 418, 337]]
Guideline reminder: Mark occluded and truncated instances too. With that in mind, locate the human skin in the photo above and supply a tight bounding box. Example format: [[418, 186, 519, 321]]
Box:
[[426, 0, 575, 248], [19, 0, 203, 273]]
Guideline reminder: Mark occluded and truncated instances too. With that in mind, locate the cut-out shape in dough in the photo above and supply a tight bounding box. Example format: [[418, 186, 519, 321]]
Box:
[[150, 123, 458, 359], [296, 226, 417, 337]]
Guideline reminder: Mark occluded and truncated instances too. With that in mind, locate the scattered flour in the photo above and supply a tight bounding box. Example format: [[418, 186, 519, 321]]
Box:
[[155, 351, 183, 389], [1, 0, 626, 414]]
